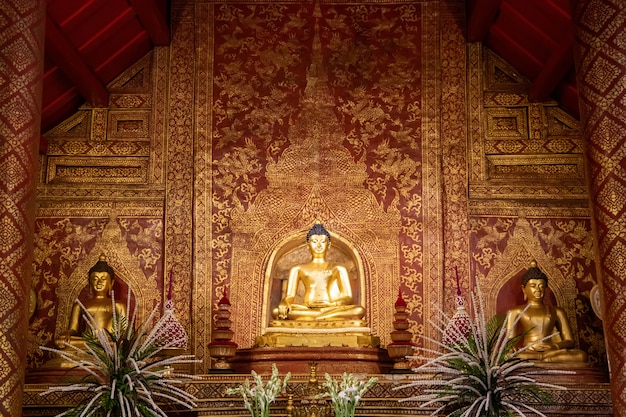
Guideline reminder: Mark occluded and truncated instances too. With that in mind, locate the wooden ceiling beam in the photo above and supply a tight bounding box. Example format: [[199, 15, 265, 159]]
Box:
[[45, 14, 109, 107], [130, 0, 170, 46], [528, 26, 574, 102], [467, 0, 502, 42]]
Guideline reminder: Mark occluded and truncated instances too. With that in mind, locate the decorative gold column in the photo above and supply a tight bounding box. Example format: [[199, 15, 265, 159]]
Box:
[[0, 0, 45, 415], [572, 0, 626, 414]]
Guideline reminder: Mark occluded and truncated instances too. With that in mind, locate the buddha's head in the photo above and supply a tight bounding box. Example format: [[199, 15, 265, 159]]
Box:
[[88, 254, 115, 297], [521, 261, 548, 302], [306, 223, 331, 257], [306, 223, 331, 242], [521, 261, 548, 288]]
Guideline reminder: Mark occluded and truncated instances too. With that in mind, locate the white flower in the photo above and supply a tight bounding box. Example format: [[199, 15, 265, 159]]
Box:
[[226, 363, 291, 417], [322, 373, 377, 417]]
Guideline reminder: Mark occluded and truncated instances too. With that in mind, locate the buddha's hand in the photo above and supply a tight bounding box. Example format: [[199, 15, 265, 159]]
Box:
[[54, 331, 72, 349], [529, 341, 557, 352], [277, 302, 290, 320]]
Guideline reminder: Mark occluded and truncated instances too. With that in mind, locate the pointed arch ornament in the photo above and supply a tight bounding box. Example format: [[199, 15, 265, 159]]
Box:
[[54, 213, 160, 339], [478, 216, 580, 343]]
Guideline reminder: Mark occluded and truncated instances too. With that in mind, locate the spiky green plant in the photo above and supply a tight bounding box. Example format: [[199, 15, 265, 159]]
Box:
[[320, 372, 378, 417], [41, 292, 199, 417], [397, 285, 568, 417], [225, 363, 291, 417]]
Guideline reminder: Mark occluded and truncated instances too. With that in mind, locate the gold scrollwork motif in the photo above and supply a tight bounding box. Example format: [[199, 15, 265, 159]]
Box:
[[227, 4, 412, 347], [469, 47, 586, 200]]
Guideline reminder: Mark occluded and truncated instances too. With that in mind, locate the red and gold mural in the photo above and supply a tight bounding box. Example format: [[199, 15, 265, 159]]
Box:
[[0, 1, 45, 415], [207, 2, 427, 350], [26, 1, 606, 390]]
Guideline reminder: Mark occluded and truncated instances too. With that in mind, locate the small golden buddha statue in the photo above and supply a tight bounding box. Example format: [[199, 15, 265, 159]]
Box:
[[54, 254, 126, 350], [505, 262, 587, 363], [272, 223, 365, 322]]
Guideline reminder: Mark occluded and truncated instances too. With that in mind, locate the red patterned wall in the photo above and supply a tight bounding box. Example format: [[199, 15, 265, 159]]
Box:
[[573, 0, 626, 412], [23, 3, 612, 400], [209, 3, 425, 343], [0, 1, 44, 415]]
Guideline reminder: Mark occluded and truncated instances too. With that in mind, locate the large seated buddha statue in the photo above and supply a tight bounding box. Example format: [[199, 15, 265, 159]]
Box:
[[48, 255, 126, 366], [257, 223, 376, 348], [272, 223, 365, 322], [505, 262, 587, 364]]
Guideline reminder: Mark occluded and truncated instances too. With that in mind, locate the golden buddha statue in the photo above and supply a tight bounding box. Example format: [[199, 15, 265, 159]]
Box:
[[54, 254, 126, 350], [272, 223, 365, 322], [257, 224, 377, 348], [505, 262, 587, 363]]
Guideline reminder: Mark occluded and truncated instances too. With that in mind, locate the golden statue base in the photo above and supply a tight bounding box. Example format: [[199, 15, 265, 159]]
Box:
[[257, 320, 377, 348], [527, 362, 609, 384], [267, 319, 367, 329], [39, 356, 85, 370], [27, 360, 92, 384], [256, 332, 379, 348], [39, 343, 92, 370]]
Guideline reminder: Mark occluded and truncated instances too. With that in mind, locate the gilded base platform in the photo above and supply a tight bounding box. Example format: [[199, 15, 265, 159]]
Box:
[[26, 366, 90, 384], [231, 346, 393, 374], [256, 331, 379, 348], [258, 320, 378, 348], [267, 318, 367, 329], [526, 362, 609, 384]]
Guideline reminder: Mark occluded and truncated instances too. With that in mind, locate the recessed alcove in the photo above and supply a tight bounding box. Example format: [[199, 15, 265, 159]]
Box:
[[262, 230, 366, 329]]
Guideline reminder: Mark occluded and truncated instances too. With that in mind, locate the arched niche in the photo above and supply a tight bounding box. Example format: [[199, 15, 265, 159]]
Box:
[[54, 251, 148, 339], [485, 259, 569, 319], [54, 217, 159, 339], [260, 229, 366, 328], [478, 217, 576, 333], [485, 257, 580, 347]]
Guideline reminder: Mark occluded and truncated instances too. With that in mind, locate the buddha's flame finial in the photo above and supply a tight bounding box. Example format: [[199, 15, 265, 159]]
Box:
[[219, 286, 231, 306], [395, 287, 407, 308]]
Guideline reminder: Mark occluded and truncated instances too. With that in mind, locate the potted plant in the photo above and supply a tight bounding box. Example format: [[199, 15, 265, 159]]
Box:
[[225, 363, 291, 417], [321, 372, 378, 417], [41, 293, 199, 417], [397, 284, 566, 417]]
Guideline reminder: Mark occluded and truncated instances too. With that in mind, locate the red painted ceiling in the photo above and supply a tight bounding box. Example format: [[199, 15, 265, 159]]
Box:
[[40, 0, 578, 145], [468, 0, 578, 118], [41, 0, 169, 136]]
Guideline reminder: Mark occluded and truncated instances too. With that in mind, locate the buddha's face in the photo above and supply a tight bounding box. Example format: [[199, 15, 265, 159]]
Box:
[[523, 278, 546, 303], [307, 234, 329, 256], [89, 271, 112, 296]]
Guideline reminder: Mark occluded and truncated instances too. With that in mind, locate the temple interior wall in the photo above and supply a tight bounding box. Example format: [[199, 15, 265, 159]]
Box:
[[27, 0, 607, 376]]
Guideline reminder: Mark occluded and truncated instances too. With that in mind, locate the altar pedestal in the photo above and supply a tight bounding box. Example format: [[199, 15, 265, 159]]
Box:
[[26, 366, 90, 384], [23, 373, 614, 417], [527, 362, 609, 384], [231, 346, 393, 374]]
